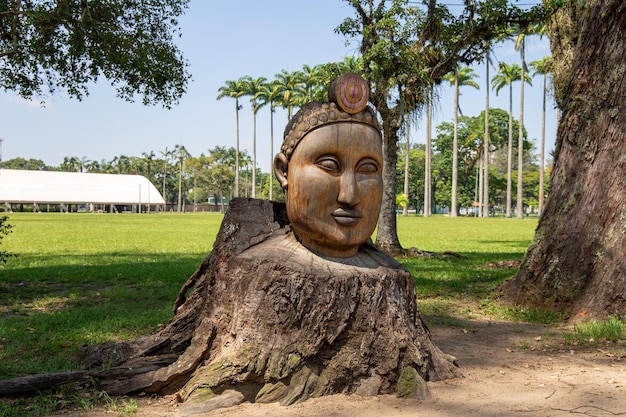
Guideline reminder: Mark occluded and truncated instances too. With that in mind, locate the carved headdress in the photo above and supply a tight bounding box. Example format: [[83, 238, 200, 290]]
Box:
[[276, 73, 381, 163]]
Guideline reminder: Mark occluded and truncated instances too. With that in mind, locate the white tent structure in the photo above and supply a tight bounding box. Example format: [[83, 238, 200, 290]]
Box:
[[0, 169, 165, 213]]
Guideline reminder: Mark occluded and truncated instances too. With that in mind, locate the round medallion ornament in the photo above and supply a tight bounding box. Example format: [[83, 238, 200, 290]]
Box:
[[328, 72, 369, 114], [277, 73, 380, 163]]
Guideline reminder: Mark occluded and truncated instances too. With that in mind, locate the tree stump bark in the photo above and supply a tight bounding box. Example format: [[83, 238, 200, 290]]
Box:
[[78, 198, 460, 414]]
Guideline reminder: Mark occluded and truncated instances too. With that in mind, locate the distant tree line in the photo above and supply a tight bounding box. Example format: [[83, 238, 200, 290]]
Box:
[[1, 107, 549, 215], [0, 146, 278, 212]]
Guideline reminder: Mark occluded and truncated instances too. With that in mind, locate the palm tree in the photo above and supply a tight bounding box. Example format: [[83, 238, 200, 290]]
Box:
[[241, 76, 268, 199], [482, 51, 493, 218], [424, 85, 433, 217], [339, 55, 363, 74], [111, 155, 131, 174], [142, 151, 155, 178], [316, 56, 364, 90], [274, 69, 304, 120], [239, 153, 254, 197], [61, 156, 79, 172], [217, 79, 246, 197], [85, 160, 100, 173], [298, 64, 325, 103], [256, 80, 283, 201], [402, 115, 411, 217], [530, 56, 552, 216], [173, 144, 190, 212], [99, 159, 113, 174], [128, 156, 142, 175], [514, 29, 533, 219], [141, 151, 156, 212], [492, 62, 523, 217], [77, 156, 90, 173], [443, 65, 479, 217], [159, 147, 173, 207]]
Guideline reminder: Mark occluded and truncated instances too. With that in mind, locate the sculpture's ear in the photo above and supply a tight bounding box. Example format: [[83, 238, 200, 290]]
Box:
[[274, 153, 289, 189]]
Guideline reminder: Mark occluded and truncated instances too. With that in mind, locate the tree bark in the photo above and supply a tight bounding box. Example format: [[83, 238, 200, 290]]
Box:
[[0, 371, 90, 395], [375, 99, 406, 256], [69, 198, 459, 414], [482, 55, 490, 218], [501, 0, 626, 318]]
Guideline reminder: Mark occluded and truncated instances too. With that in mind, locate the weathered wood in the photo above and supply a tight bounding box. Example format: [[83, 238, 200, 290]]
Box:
[[99, 199, 457, 412], [0, 371, 90, 395], [328, 72, 369, 114]]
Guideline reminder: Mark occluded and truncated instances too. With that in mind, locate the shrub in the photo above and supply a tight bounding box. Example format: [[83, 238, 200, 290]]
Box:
[[0, 215, 13, 263]]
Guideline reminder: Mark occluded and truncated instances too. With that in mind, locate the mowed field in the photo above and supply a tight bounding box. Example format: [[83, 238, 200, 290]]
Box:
[[0, 212, 538, 380]]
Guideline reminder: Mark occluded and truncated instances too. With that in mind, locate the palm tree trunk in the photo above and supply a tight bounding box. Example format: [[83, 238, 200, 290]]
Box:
[[539, 74, 547, 216], [252, 110, 257, 199], [483, 57, 490, 218], [451, 72, 459, 217], [235, 101, 240, 198], [506, 84, 513, 218], [269, 105, 275, 201], [517, 43, 526, 219], [403, 117, 410, 216], [193, 177, 197, 212], [162, 161, 167, 209], [178, 158, 183, 212], [478, 158, 483, 217], [424, 87, 432, 217]]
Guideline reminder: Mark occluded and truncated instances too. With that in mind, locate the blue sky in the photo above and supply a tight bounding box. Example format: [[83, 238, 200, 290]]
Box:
[[0, 0, 556, 173]]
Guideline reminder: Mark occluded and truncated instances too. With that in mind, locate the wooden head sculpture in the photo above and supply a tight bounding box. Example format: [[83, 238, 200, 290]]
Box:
[[274, 73, 383, 258]]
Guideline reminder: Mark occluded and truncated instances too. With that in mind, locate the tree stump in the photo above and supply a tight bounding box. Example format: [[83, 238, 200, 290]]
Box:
[[79, 198, 460, 414]]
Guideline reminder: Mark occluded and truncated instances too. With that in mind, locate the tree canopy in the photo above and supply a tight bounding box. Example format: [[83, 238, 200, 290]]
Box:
[[336, 0, 548, 255], [1, 0, 190, 107]]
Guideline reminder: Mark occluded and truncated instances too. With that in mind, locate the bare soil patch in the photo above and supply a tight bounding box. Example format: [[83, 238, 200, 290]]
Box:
[[50, 319, 626, 417]]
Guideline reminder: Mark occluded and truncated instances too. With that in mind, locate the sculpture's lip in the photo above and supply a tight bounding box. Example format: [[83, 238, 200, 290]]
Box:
[[332, 208, 362, 226]]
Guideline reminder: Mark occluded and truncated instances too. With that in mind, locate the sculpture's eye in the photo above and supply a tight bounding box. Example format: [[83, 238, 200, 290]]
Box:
[[357, 158, 379, 173], [315, 156, 341, 173]]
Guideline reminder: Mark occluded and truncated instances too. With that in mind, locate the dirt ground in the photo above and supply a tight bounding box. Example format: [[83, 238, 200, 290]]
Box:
[[50, 319, 626, 417]]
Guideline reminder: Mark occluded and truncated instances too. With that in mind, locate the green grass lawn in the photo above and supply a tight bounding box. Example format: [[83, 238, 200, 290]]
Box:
[[393, 215, 551, 324], [0, 212, 223, 379], [0, 212, 538, 381]]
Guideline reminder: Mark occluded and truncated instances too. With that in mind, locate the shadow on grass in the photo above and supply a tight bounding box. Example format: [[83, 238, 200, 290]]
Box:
[[400, 251, 523, 299], [0, 252, 208, 379], [0, 249, 556, 380], [403, 251, 564, 331]]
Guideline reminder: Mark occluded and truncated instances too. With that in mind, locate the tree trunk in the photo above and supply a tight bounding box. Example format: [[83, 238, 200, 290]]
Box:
[[252, 111, 257, 199], [501, 0, 626, 318], [375, 106, 406, 256], [506, 84, 513, 218], [538, 73, 546, 216], [516, 41, 525, 219], [403, 117, 410, 217], [483, 55, 490, 218], [451, 72, 459, 218], [424, 88, 432, 218], [70, 198, 459, 413], [235, 100, 240, 197]]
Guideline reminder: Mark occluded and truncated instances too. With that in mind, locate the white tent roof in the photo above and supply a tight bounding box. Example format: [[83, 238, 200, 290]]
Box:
[[0, 169, 165, 205]]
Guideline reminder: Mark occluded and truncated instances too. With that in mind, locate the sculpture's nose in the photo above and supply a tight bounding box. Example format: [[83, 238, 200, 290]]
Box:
[[337, 170, 360, 207]]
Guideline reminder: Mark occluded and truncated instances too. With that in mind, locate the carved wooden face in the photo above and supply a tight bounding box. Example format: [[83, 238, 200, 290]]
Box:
[[279, 123, 383, 257]]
